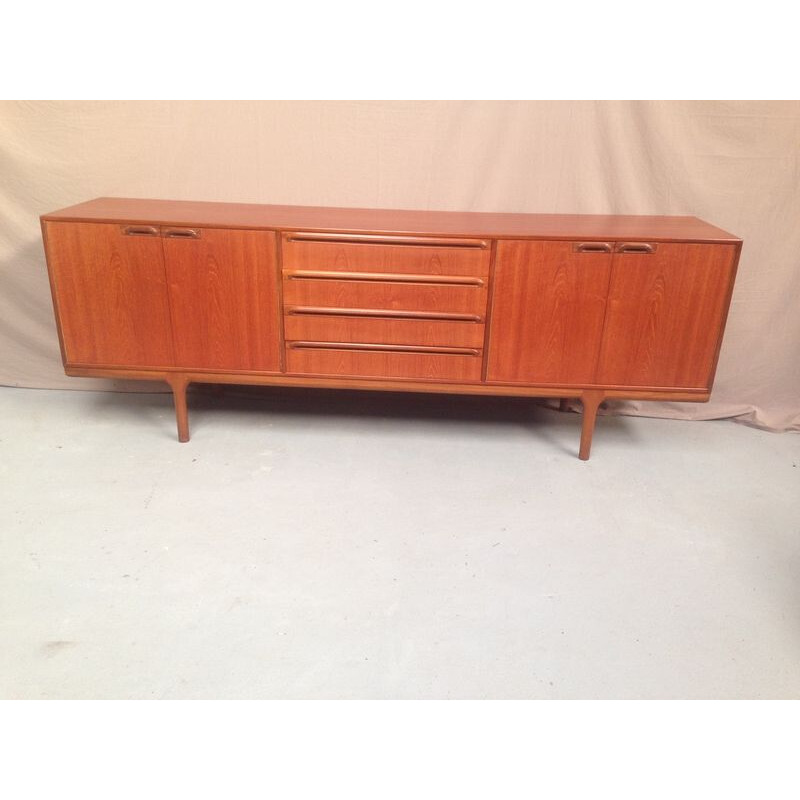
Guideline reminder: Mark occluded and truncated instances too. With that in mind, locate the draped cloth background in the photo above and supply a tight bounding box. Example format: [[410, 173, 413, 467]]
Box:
[[1, 100, 798, 430]]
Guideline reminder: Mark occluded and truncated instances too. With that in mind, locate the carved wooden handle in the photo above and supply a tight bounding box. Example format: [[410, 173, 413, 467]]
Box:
[[286, 232, 489, 249], [617, 242, 656, 254], [163, 228, 201, 239], [285, 270, 484, 286], [574, 242, 612, 253], [287, 341, 480, 356], [122, 225, 159, 237], [285, 306, 483, 322]]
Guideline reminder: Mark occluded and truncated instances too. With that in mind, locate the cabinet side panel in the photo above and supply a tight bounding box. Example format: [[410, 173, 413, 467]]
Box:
[[486, 240, 612, 384], [596, 243, 738, 389], [42, 221, 175, 367], [165, 229, 281, 372]]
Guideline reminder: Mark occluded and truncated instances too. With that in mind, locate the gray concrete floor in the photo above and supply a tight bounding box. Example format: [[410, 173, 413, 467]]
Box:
[[0, 384, 798, 699]]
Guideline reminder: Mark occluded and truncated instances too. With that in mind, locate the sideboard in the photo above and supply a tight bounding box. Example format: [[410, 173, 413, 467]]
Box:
[[40, 198, 741, 459]]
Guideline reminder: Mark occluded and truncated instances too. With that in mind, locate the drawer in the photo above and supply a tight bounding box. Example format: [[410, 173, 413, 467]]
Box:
[[283, 277, 488, 317], [284, 312, 485, 348], [286, 343, 483, 382], [281, 231, 491, 277]]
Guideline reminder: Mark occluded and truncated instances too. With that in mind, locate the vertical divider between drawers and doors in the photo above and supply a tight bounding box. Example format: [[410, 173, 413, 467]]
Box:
[[275, 228, 287, 373], [480, 238, 499, 382]]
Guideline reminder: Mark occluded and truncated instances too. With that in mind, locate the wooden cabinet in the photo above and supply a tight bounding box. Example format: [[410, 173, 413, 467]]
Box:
[[41, 198, 742, 459]]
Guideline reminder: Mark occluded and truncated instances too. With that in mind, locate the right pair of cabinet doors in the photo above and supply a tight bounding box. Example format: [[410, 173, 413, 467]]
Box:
[[487, 240, 738, 390]]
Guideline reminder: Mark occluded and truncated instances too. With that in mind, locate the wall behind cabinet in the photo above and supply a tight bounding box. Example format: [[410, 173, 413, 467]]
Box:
[[1, 100, 798, 430]]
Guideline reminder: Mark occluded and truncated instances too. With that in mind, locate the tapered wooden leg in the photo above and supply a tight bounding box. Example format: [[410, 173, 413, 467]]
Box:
[[168, 376, 191, 443], [578, 390, 604, 461], [559, 398, 570, 412]]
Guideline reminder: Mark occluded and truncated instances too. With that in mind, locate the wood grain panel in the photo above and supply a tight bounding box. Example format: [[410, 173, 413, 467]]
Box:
[[281, 234, 491, 276], [284, 314, 484, 348], [42, 198, 741, 244], [164, 228, 281, 371], [43, 221, 174, 367], [596, 242, 739, 389], [283, 277, 488, 317], [486, 241, 612, 384], [286, 346, 482, 382]]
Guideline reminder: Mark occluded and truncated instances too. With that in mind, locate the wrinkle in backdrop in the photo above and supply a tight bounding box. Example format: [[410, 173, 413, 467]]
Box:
[[0, 100, 797, 430]]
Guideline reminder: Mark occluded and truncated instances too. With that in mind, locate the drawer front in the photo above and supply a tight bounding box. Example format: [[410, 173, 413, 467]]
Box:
[[281, 232, 491, 277], [284, 312, 485, 348], [283, 277, 488, 316], [286, 343, 482, 382]]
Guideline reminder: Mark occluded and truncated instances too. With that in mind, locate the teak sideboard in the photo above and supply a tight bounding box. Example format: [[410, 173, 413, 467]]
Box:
[[40, 198, 742, 459]]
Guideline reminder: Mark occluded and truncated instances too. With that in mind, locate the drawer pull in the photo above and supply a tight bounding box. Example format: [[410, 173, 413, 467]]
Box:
[[163, 228, 201, 239], [285, 270, 484, 287], [287, 341, 480, 356], [122, 225, 159, 237], [616, 242, 656, 254], [574, 242, 612, 253], [285, 306, 483, 323], [286, 232, 489, 249]]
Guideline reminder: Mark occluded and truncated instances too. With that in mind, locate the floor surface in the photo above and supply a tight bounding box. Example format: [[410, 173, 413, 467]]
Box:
[[1, 385, 798, 699]]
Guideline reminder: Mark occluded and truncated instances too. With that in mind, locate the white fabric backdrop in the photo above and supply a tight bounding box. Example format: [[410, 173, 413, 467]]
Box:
[[1, 100, 798, 429]]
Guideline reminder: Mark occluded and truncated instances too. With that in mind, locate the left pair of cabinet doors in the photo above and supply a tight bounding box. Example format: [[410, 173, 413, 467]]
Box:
[[44, 222, 282, 372]]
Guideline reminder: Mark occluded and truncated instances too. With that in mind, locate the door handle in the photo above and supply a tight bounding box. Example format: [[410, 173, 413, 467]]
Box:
[[573, 242, 612, 253], [163, 228, 201, 239], [616, 242, 657, 254], [122, 225, 159, 237]]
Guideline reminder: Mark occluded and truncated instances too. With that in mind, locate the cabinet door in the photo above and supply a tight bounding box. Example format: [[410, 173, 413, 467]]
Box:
[[44, 221, 174, 367], [487, 240, 613, 384], [164, 228, 281, 372], [596, 242, 738, 389]]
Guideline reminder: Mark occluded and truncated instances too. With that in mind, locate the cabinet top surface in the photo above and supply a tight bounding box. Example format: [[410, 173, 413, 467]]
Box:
[[42, 197, 741, 243]]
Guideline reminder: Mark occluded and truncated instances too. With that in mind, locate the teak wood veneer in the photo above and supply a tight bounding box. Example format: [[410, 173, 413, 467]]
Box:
[[40, 198, 742, 459]]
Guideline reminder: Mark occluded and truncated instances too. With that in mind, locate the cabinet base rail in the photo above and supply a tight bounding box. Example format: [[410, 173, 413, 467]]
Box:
[[65, 365, 709, 461]]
